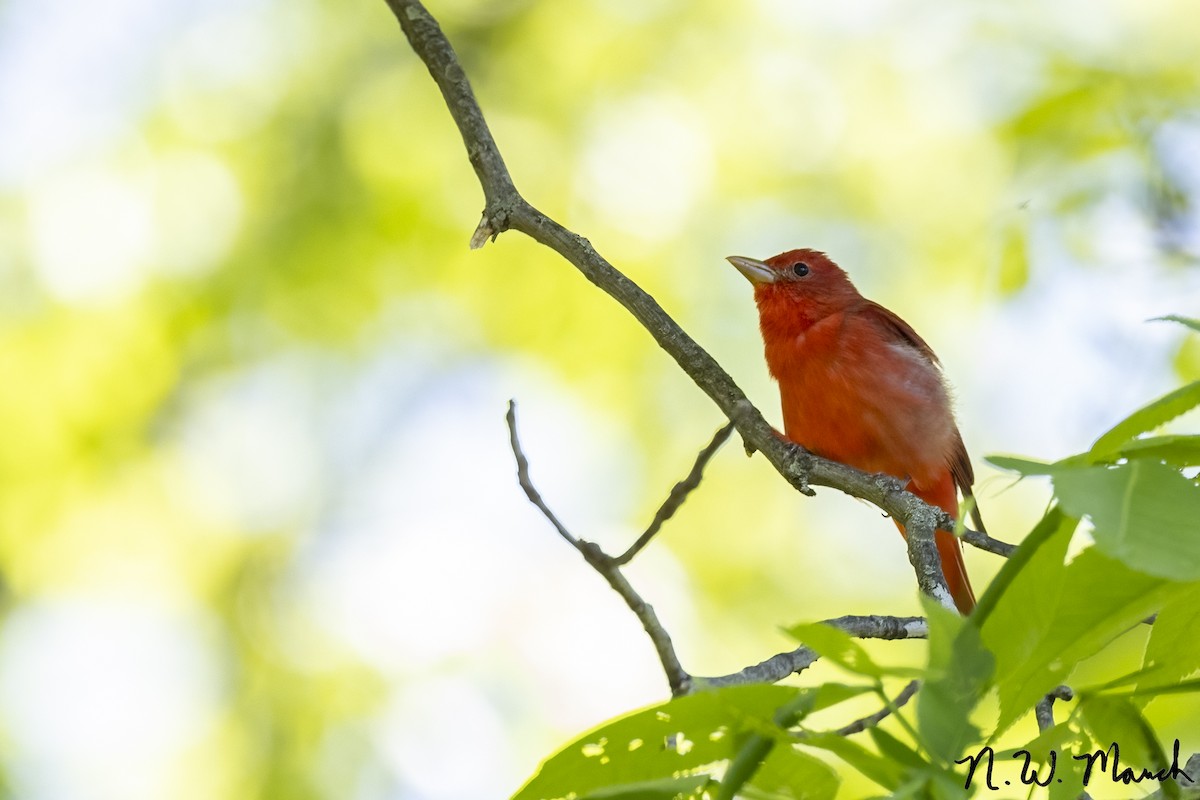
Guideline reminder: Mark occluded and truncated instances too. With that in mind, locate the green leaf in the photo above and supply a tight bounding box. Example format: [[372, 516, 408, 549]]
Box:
[[985, 547, 1174, 732], [741, 744, 840, 800], [801, 733, 906, 791], [1080, 664, 1165, 693], [801, 683, 877, 713], [1137, 582, 1200, 705], [1153, 314, 1200, 334], [1048, 730, 1097, 800], [783, 623, 886, 679], [984, 454, 1058, 475], [990, 434, 1200, 474], [1016, 720, 1081, 762], [1053, 461, 1200, 580], [1090, 381, 1200, 456], [1105, 434, 1200, 466], [926, 768, 972, 800], [976, 509, 1075, 690], [1122, 678, 1200, 698], [581, 775, 712, 799], [869, 727, 927, 770], [971, 506, 1075, 628], [1077, 695, 1180, 800], [512, 684, 803, 800], [719, 733, 777, 800], [917, 598, 994, 763]]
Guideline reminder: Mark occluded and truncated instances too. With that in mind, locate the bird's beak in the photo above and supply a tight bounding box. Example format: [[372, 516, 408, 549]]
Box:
[[726, 255, 776, 285]]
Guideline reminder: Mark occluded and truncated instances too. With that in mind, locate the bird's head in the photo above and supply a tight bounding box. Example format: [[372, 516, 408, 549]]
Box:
[[726, 248, 861, 327]]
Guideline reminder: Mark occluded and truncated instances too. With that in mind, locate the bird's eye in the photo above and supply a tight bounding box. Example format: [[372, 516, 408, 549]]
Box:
[[791, 262, 810, 277]]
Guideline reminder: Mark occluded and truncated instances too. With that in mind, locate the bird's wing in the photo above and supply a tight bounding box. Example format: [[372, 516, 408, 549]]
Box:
[[860, 300, 986, 530], [857, 300, 941, 366]]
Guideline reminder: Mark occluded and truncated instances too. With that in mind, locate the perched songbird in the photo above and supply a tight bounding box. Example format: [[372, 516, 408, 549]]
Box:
[[727, 249, 978, 613]]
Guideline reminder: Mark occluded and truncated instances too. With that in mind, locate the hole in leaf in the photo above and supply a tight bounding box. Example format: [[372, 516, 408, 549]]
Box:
[[581, 738, 607, 758], [665, 732, 694, 755]]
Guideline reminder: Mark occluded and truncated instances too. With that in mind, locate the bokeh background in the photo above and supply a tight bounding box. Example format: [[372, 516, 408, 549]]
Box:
[[2, 0, 1199, 797]]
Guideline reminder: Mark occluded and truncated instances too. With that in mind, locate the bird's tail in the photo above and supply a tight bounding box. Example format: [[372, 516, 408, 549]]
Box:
[[935, 529, 976, 614]]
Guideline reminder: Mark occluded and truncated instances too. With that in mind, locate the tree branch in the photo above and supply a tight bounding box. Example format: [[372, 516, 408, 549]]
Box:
[[835, 679, 921, 736], [382, 0, 516, 227], [383, 0, 990, 610], [614, 420, 735, 566], [509, 401, 932, 698], [507, 401, 578, 549], [961, 527, 1017, 558], [507, 401, 691, 695], [696, 615, 928, 688]]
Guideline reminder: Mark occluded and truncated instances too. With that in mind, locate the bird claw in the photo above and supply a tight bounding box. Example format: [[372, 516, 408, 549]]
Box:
[[781, 441, 816, 496]]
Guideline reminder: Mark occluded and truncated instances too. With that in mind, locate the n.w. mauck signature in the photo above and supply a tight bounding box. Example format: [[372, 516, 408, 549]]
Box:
[[956, 740, 1193, 791]]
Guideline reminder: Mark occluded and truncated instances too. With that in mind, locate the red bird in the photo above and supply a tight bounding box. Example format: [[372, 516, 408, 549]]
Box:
[[728, 249, 978, 613]]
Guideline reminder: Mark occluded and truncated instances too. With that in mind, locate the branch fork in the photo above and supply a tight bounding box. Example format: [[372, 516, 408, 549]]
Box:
[[389, 0, 1018, 702]]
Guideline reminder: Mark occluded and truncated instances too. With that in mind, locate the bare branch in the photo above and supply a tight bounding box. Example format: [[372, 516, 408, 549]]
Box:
[[384, 0, 516, 222], [697, 615, 928, 688], [507, 400, 578, 548], [506, 401, 691, 695], [383, 0, 969, 607], [614, 420, 735, 566], [835, 680, 921, 736]]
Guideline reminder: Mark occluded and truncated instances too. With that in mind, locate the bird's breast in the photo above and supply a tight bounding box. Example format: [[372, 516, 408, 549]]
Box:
[[764, 314, 955, 488]]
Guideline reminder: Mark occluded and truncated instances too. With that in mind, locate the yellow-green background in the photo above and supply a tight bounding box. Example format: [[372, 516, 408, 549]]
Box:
[[1, 0, 1199, 797]]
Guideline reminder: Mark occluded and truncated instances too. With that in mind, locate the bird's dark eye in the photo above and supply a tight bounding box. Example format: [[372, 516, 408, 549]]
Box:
[[791, 261, 810, 277]]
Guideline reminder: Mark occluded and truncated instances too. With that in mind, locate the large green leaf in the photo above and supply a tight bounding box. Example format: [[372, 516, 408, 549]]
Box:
[[869, 727, 927, 770], [1047, 729, 1096, 800], [983, 454, 1057, 475], [985, 546, 1174, 732], [977, 510, 1075, 724], [1053, 461, 1200, 580], [1077, 694, 1181, 800], [916, 599, 994, 763], [718, 684, 871, 800], [1107, 435, 1200, 466], [512, 684, 802, 800], [1137, 582, 1200, 704], [971, 506, 1075, 628], [1090, 381, 1200, 456], [801, 733, 906, 791], [740, 745, 840, 800], [582, 775, 713, 799]]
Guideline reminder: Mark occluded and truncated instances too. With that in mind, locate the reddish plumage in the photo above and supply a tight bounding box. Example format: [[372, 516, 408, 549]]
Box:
[[728, 248, 977, 613]]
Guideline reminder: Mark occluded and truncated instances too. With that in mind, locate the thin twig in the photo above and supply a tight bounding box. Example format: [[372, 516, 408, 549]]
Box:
[[961, 527, 1017, 558], [835, 680, 921, 736], [614, 421, 735, 566], [507, 401, 578, 547], [507, 401, 692, 696], [384, 0, 965, 607], [1034, 684, 1074, 732], [696, 616, 928, 688]]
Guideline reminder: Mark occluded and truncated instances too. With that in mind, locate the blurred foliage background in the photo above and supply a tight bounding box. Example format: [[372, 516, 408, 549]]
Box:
[[1, 0, 1199, 797]]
